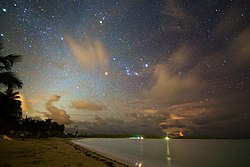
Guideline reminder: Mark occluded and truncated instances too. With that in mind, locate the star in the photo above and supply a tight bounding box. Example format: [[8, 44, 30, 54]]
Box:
[[2, 8, 7, 12]]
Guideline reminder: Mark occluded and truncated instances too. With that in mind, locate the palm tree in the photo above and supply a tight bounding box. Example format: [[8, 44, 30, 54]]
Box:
[[0, 88, 22, 130], [0, 40, 23, 89], [0, 39, 23, 132], [4, 88, 22, 118]]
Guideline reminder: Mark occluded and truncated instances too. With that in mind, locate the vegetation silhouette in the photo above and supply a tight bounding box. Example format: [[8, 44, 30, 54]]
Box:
[[0, 39, 23, 131], [0, 39, 65, 137]]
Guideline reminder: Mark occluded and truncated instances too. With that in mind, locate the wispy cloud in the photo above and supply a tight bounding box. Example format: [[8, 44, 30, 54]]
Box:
[[145, 46, 203, 105], [64, 34, 109, 70], [227, 26, 250, 66], [70, 100, 107, 111], [161, 0, 197, 34]]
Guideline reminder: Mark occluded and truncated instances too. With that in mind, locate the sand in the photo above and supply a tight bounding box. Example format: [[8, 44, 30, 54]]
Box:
[[0, 136, 129, 167]]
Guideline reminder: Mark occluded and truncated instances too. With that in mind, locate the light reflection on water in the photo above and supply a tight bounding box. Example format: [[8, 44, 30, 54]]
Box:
[[166, 139, 171, 166], [135, 139, 172, 167], [73, 138, 250, 167], [134, 139, 143, 166]]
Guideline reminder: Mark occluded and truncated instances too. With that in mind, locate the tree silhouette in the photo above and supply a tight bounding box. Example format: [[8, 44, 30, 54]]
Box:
[[0, 89, 22, 130], [0, 40, 23, 89], [0, 39, 23, 132], [0, 39, 65, 137]]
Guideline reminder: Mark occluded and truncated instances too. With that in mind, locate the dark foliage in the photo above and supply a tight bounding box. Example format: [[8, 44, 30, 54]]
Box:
[[0, 39, 64, 137], [18, 117, 65, 138]]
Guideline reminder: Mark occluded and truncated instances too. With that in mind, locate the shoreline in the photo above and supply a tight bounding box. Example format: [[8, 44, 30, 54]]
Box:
[[67, 139, 130, 167], [0, 136, 130, 167]]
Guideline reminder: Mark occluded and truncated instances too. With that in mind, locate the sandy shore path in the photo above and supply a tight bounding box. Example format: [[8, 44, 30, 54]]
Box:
[[0, 137, 129, 167]]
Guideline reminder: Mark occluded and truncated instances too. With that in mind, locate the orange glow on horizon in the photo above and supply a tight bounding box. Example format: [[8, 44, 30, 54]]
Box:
[[179, 131, 184, 136]]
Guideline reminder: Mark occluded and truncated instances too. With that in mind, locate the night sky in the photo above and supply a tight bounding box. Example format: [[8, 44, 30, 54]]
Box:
[[1, 0, 250, 138]]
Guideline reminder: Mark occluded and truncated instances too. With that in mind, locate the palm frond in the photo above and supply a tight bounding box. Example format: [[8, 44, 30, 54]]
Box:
[[4, 89, 20, 99], [4, 54, 22, 65], [0, 72, 23, 89], [0, 55, 22, 70]]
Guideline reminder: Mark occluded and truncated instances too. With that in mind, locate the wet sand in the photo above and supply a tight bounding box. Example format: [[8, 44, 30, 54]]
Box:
[[0, 137, 129, 167]]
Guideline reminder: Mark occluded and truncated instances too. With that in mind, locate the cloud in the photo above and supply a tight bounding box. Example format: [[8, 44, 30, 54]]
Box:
[[70, 100, 107, 111], [169, 113, 184, 120], [44, 95, 72, 124], [213, 5, 247, 42], [161, 0, 197, 34], [163, 0, 192, 19], [145, 46, 202, 105], [143, 109, 158, 115], [19, 93, 32, 112], [64, 34, 109, 70], [227, 26, 250, 66], [19, 93, 46, 118]]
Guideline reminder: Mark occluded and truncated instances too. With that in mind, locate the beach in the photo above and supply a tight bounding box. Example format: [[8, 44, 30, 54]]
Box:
[[0, 137, 129, 167]]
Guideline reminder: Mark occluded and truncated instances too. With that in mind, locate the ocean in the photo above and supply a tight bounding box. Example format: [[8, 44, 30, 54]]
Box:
[[73, 138, 250, 167]]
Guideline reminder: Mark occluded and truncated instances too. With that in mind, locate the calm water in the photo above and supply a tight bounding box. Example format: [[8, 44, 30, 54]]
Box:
[[73, 138, 250, 167]]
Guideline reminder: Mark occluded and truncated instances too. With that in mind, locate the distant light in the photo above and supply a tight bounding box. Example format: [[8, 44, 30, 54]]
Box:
[[134, 72, 139, 76], [144, 63, 149, 68], [60, 37, 64, 40], [99, 20, 103, 24], [14, 4, 17, 7], [165, 136, 170, 140], [129, 136, 143, 140], [113, 57, 116, 61], [2, 8, 7, 12], [135, 162, 143, 167], [105, 72, 108, 76], [0, 33, 4, 37]]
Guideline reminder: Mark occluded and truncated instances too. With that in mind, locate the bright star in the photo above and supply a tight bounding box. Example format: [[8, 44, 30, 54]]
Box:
[[144, 64, 149, 68], [2, 8, 7, 12], [0, 33, 4, 37], [105, 72, 108, 76]]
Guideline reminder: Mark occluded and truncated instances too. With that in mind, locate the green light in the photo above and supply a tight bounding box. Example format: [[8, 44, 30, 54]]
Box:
[[165, 136, 170, 140]]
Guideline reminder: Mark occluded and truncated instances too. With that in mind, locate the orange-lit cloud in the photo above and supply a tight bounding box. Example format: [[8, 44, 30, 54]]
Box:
[[19, 93, 31, 112], [64, 34, 109, 70], [143, 109, 158, 115], [179, 131, 184, 136], [70, 100, 107, 111], [169, 113, 184, 120], [44, 95, 72, 124]]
